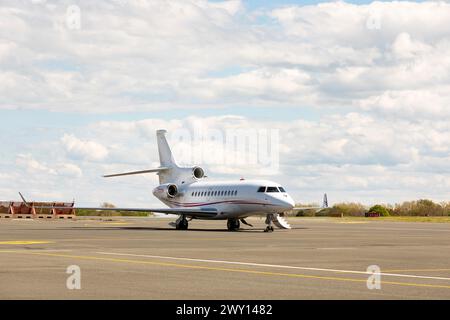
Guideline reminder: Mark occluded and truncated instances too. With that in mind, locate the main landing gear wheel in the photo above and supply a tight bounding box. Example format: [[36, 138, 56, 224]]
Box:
[[227, 219, 240, 231], [264, 226, 274, 233], [176, 216, 189, 230]]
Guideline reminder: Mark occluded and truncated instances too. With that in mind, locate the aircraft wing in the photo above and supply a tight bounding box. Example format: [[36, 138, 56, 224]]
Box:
[[19, 193, 217, 218], [81, 207, 217, 218], [293, 193, 329, 211], [293, 206, 325, 210]]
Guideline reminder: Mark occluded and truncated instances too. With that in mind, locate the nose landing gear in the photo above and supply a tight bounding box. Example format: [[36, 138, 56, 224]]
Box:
[[264, 214, 275, 233]]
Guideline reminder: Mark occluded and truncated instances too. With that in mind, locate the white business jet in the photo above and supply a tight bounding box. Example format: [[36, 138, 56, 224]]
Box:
[[20, 130, 327, 232]]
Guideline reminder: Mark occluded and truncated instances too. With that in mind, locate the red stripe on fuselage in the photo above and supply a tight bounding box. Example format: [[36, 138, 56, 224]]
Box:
[[165, 199, 274, 207]]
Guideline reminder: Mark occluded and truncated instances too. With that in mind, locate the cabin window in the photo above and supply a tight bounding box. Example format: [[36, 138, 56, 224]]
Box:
[[266, 187, 279, 192], [257, 186, 265, 192], [278, 187, 286, 192], [235, 190, 238, 196]]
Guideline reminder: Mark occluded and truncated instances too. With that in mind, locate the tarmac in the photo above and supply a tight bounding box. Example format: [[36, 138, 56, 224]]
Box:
[[0, 216, 449, 299]]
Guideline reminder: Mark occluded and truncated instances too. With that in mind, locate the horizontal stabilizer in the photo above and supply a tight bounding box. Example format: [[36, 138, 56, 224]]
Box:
[[103, 167, 169, 178]]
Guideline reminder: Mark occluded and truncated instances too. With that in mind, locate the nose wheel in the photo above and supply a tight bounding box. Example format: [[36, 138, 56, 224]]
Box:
[[227, 219, 240, 231], [264, 214, 275, 233]]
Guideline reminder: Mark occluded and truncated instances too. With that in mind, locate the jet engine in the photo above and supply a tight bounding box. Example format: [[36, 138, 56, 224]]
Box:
[[153, 183, 179, 198], [192, 166, 205, 179], [166, 184, 178, 198]]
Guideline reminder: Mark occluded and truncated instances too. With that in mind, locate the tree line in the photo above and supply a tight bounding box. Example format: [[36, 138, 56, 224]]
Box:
[[294, 199, 450, 217]]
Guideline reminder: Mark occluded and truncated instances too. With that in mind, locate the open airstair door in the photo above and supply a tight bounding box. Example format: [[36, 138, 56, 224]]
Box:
[[272, 214, 291, 229]]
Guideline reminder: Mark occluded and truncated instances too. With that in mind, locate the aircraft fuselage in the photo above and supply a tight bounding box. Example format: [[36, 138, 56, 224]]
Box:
[[153, 179, 295, 220]]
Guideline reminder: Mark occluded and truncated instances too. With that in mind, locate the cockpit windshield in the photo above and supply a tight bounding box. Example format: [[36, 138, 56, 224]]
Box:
[[257, 186, 286, 193]]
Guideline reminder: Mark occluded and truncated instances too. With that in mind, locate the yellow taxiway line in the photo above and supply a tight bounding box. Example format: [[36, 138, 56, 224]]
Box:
[[0, 241, 54, 245]]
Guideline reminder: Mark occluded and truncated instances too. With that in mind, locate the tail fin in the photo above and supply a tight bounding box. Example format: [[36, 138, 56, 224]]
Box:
[[157, 129, 177, 168], [103, 129, 184, 185], [322, 193, 328, 208]]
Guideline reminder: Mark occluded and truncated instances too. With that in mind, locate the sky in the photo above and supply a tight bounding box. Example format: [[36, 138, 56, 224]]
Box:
[[1, 0, 449, 207]]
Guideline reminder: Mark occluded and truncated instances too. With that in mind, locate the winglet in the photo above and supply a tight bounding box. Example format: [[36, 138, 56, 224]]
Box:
[[19, 192, 31, 207]]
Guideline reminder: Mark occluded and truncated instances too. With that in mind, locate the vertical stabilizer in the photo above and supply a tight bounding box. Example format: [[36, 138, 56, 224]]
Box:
[[103, 130, 190, 185], [323, 193, 328, 208], [157, 129, 177, 167]]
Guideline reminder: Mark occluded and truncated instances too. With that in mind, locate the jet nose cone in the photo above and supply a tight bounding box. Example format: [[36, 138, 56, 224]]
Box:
[[284, 197, 295, 210], [269, 194, 295, 212], [278, 194, 295, 210]]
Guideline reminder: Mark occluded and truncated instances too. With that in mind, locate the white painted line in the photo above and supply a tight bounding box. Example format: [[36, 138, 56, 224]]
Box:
[[319, 225, 450, 233], [317, 247, 356, 250], [96, 251, 450, 282]]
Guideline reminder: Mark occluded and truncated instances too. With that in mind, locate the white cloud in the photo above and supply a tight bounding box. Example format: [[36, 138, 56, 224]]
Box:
[[16, 154, 55, 174], [2, 1, 450, 206], [10, 114, 440, 205], [15, 154, 82, 177], [61, 134, 108, 161], [1, 0, 450, 116], [2, 112, 449, 205], [56, 163, 82, 178], [391, 32, 432, 59]]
